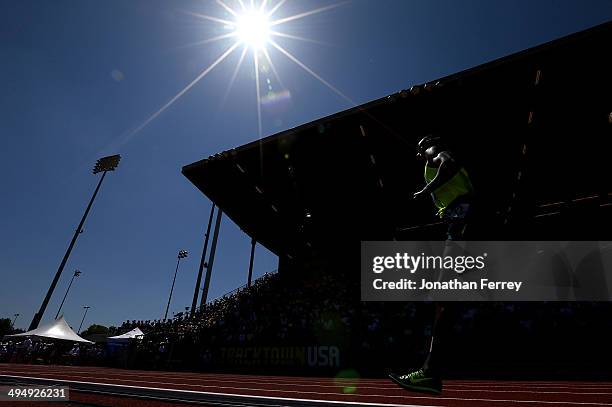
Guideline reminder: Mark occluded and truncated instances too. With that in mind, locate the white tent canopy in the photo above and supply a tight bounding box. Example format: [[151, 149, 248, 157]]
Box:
[[107, 327, 144, 340], [5, 316, 93, 344]]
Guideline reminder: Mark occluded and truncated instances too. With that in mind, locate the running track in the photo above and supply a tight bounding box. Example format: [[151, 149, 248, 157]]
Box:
[[1, 364, 612, 406]]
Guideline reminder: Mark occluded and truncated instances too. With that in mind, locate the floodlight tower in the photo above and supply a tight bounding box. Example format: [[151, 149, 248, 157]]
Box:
[[29, 155, 121, 331], [164, 250, 188, 320], [55, 269, 82, 319]]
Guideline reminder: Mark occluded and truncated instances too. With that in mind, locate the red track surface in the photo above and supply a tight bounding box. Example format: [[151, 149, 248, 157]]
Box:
[[2, 363, 612, 406]]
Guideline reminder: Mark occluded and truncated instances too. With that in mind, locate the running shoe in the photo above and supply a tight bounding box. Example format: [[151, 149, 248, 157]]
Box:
[[388, 369, 442, 394]]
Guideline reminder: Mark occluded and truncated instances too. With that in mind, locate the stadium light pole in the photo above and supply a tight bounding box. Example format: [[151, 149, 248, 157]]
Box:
[[247, 238, 256, 287], [55, 269, 82, 319], [164, 250, 188, 320], [78, 305, 91, 334], [191, 203, 215, 317], [29, 155, 121, 331], [200, 210, 222, 308], [12, 314, 20, 329]]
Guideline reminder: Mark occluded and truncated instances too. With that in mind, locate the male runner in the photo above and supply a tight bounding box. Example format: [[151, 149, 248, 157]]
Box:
[[388, 134, 475, 394], [413, 134, 474, 240]]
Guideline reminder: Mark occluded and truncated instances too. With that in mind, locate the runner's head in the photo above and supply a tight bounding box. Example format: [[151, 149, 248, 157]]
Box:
[[416, 135, 442, 160]]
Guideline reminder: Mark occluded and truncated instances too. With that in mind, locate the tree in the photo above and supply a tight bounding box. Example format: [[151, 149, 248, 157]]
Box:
[[0, 318, 12, 338], [0, 318, 23, 337], [80, 324, 109, 337]]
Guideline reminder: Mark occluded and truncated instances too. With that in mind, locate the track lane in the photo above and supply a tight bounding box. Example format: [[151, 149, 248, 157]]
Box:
[[2, 363, 612, 407]]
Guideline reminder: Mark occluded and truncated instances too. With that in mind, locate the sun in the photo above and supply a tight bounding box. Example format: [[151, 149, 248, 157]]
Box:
[[123, 1, 351, 142], [235, 10, 271, 50]]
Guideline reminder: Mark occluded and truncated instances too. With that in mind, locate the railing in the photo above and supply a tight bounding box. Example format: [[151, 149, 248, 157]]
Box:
[[396, 192, 611, 233]]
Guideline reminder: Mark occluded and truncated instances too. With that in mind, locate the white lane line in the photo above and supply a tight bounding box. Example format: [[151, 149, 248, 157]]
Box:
[[447, 384, 612, 390], [0, 367, 375, 387], [451, 381, 612, 387], [0, 365, 603, 385], [0, 365, 382, 384], [2, 374, 612, 406], [0, 372, 436, 398], [3, 365, 611, 389], [442, 389, 612, 396], [5, 366, 612, 389], [3, 368, 612, 395], [0, 374, 438, 407]]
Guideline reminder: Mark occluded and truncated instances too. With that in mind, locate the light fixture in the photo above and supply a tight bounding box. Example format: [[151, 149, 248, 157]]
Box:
[[93, 154, 121, 174]]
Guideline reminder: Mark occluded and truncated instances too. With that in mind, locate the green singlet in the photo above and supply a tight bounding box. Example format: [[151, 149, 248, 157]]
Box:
[[424, 163, 474, 217]]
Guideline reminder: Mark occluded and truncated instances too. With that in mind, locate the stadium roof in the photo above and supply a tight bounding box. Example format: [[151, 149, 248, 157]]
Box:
[[183, 21, 612, 257]]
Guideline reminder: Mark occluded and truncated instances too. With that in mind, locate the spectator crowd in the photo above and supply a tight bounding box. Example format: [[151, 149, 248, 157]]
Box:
[[3, 268, 612, 378]]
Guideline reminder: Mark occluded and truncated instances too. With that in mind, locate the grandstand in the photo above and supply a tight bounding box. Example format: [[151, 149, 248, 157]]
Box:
[[178, 20, 612, 377]]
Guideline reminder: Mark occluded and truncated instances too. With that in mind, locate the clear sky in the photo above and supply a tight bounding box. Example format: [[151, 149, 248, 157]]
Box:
[[2, 0, 611, 330]]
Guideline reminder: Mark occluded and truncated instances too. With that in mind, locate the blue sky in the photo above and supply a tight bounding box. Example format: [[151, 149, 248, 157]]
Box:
[[2, 0, 611, 330]]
